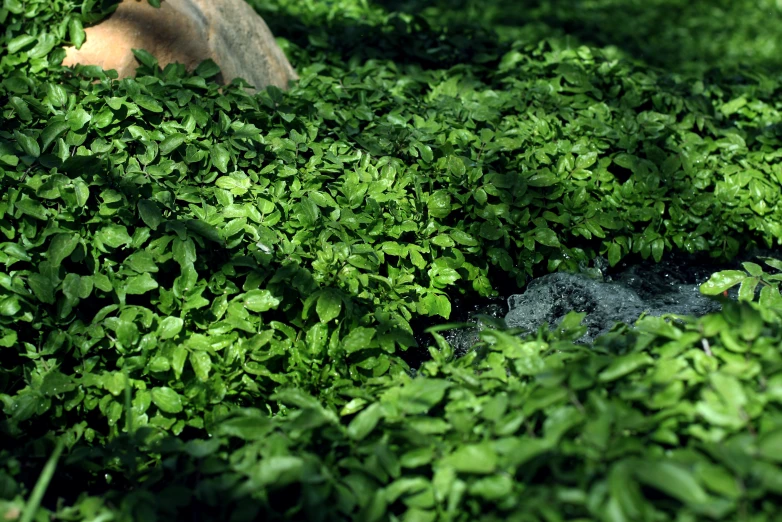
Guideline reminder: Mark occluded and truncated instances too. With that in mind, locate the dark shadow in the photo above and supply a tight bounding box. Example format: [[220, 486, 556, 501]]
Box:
[[367, 0, 782, 76], [248, 2, 509, 72]]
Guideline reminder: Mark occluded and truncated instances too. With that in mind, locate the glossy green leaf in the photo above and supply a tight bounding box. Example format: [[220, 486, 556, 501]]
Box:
[[242, 290, 281, 313], [216, 412, 273, 441], [124, 273, 158, 295], [598, 353, 654, 382], [157, 316, 184, 339], [150, 387, 183, 414], [347, 403, 384, 441], [96, 225, 132, 249], [534, 227, 560, 248], [634, 460, 710, 505], [316, 289, 342, 323], [699, 270, 747, 295], [189, 351, 211, 382], [69, 18, 86, 49], [211, 144, 230, 173], [159, 133, 185, 155], [47, 233, 79, 267], [441, 444, 497, 474]]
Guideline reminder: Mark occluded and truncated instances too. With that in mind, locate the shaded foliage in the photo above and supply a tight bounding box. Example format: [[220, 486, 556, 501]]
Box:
[[1, 0, 782, 520]]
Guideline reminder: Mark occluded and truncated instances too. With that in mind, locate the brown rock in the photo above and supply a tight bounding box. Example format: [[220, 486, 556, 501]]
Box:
[[62, 0, 297, 91]]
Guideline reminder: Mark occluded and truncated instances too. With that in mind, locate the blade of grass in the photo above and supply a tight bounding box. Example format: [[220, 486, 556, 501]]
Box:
[[20, 439, 65, 522]]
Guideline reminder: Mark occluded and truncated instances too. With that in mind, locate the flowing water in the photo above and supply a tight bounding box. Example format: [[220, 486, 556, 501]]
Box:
[[429, 247, 782, 358]]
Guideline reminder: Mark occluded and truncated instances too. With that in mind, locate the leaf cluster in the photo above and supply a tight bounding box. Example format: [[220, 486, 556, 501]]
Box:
[[2, 0, 782, 520]]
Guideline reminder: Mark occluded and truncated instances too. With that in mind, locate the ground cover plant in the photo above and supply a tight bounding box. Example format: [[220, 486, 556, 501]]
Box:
[[2, 0, 782, 520]]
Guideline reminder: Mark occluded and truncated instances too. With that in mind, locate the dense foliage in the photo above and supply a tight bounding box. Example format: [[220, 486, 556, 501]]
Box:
[[2, 0, 782, 520]]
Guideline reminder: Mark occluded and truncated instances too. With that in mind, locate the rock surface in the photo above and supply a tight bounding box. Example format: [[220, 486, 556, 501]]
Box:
[[62, 0, 298, 91]]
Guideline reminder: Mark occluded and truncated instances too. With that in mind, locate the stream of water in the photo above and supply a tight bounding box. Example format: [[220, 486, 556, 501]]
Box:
[[424, 246, 782, 359]]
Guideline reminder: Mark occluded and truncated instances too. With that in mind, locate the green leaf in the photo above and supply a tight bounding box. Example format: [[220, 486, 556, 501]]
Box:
[[125, 273, 159, 295], [575, 151, 598, 170], [41, 120, 70, 151], [758, 429, 782, 463], [442, 444, 497, 474], [450, 229, 478, 246], [742, 262, 764, 277], [242, 290, 281, 313], [0, 296, 21, 316], [13, 131, 40, 158], [47, 233, 79, 267], [347, 403, 384, 441], [634, 460, 710, 505], [699, 270, 747, 295], [151, 387, 183, 414], [9, 97, 32, 122], [157, 317, 184, 339], [216, 412, 273, 440], [96, 225, 132, 249], [189, 351, 211, 382], [172, 238, 196, 267], [124, 251, 158, 273], [534, 227, 560, 248], [316, 289, 342, 323], [607, 242, 622, 266], [296, 198, 320, 226], [253, 456, 305, 487], [195, 59, 221, 78], [8, 34, 36, 54], [431, 235, 455, 248], [470, 475, 513, 501], [761, 257, 782, 272], [429, 266, 460, 287], [343, 327, 376, 353], [171, 345, 188, 379], [738, 277, 760, 302], [29, 32, 56, 59], [211, 144, 230, 173], [527, 171, 558, 187], [215, 174, 251, 195], [651, 238, 664, 263], [419, 293, 451, 319], [27, 273, 55, 304], [398, 379, 451, 414], [447, 155, 465, 176], [0, 154, 19, 167], [159, 133, 185, 155], [69, 18, 86, 49], [132, 48, 158, 69], [134, 95, 163, 113], [74, 179, 90, 206], [66, 107, 91, 131], [62, 274, 92, 301], [721, 96, 747, 116], [15, 198, 48, 220], [138, 199, 164, 230], [427, 191, 452, 219], [598, 353, 654, 382]]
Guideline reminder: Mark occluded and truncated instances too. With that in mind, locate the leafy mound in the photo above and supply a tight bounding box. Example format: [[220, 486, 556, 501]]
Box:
[[2, 0, 782, 520]]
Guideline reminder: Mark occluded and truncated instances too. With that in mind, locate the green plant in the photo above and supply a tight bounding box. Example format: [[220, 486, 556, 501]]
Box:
[[701, 257, 782, 305], [2, 0, 782, 520]]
